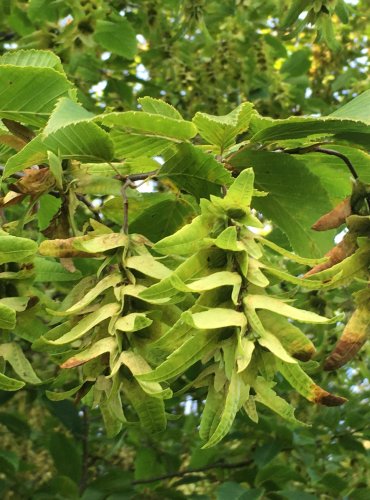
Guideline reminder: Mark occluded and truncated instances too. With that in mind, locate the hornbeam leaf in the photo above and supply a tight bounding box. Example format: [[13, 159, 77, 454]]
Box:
[[214, 226, 244, 251], [324, 306, 370, 371], [60, 337, 117, 368], [114, 313, 152, 332], [160, 143, 232, 200], [125, 255, 172, 279], [330, 89, 370, 124], [0, 303, 16, 330], [94, 19, 137, 59], [254, 377, 306, 425], [137, 332, 218, 383], [72, 233, 129, 253], [0, 49, 64, 72], [110, 351, 172, 399], [199, 384, 224, 441], [138, 97, 183, 120], [34, 257, 82, 282], [180, 271, 242, 293], [202, 371, 241, 448], [245, 295, 336, 324], [263, 265, 325, 289], [0, 66, 72, 126], [259, 311, 316, 361], [123, 379, 167, 434], [229, 151, 336, 257], [63, 273, 122, 314], [46, 384, 85, 401], [212, 168, 255, 216], [193, 102, 254, 152], [257, 330, 298, 364], [45, 303, 120, 345], [184, 309, 247, 330], [258, 236, 327, 265], [38, 237, 98, 258], [278, 360, 347, 406], [0, 343, 41, 383], [3, 135, 48, 178], [98, 111, 197, 140], [0, 373, 25, 391], [305, 243, 370, 288], [244, 396, 259, 423], [236, 337, 255, 373], [109, 131, 173, 158], [153, 215, 213, 255], [247, 259, 270, 288], [0, 235, 38, 264]]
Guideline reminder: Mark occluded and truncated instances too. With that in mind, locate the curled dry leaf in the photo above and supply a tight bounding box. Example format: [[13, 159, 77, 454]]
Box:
[[10, 168, 55, 196]]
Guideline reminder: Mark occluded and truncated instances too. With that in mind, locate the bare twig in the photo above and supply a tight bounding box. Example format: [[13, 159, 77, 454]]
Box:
[[76, 194, 101, 222]]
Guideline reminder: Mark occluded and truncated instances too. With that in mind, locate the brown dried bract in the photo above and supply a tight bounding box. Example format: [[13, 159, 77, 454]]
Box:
[[312, 197, 351, 231], [304, 234, 357, 277], [324, 307, 369, 371], [311, 385, 347, 406]]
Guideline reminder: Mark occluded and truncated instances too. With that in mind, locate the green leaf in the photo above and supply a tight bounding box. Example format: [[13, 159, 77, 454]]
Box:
[[94, 19, 137, 59], [160, 143, 232, 200], [199, 383, 224, 441], [37, 194, 62, 231], [185, 308, 247, 329], [213, 168, 255, 216], [137, 332, 218, 383], [278, 360, 346, 406], [99, 111, 197, 141], [0, 66, 72, 126], [254, 377, 306, 425], [193, 102, 254, 152], [34, 257, 82, 282], [202, 371, 240, 448], [250, 116, 370, 147], [0, 49, 64, 72], [61, 273, 122, 315], [123, 379, 166, 434], [330, 90, 370, 124], [126, 254, 172, 280], [109, 131, 173, 158], [281, 49, 310, 77], [129, 198, 197, 243], [3, 135, 47, 178], [42, 98, 114, 162], [0, 373, 25, 391], [138, 97, 183, 120], [245, 295, 335, 324], [114, 313, 153, 333], [0, 343, 41, 384], [61, 337, 117, 368], [229, 150, 335, 257], [257, 329, 298, 364], [0, 303, 16, 330], [258, 311, 316, 361], [0, 235, 38, 264], [49, 432, 82, 484], [153, 215, 213, 255], [44, 303, 120, 345]]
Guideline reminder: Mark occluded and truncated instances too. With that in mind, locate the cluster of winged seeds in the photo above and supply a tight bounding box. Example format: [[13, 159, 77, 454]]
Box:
[[29, 168, 364, 446]]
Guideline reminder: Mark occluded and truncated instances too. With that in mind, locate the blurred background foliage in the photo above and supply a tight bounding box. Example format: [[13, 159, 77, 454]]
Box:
[[0, 1, 369, 499]]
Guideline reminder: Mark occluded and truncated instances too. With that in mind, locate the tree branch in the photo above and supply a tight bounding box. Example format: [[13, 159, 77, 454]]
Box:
[[132, 458, 253, 485]]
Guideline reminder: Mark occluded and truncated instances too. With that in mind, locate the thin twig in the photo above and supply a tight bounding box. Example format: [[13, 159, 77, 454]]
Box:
[[283, 145, 359, 180], [132, 458, 253, 485], [121, 178, 134, 234], [76, 194, 101, 222]]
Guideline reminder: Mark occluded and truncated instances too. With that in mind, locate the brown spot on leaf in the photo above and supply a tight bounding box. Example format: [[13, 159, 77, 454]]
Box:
[[312, 197, 351, 231]]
